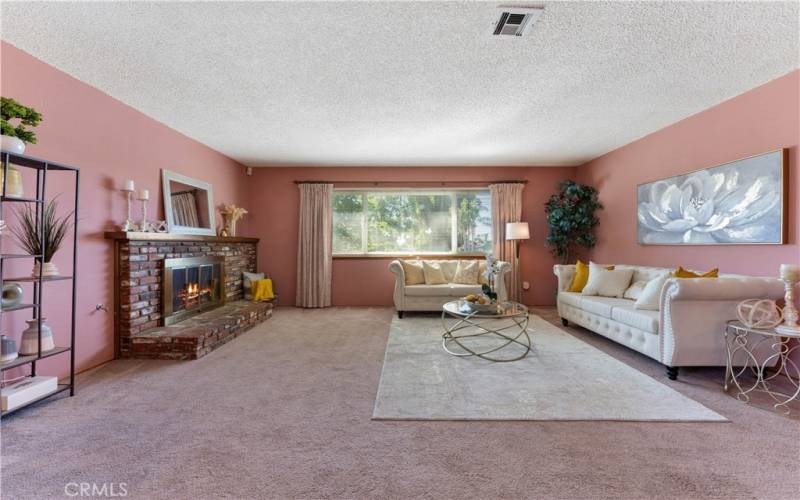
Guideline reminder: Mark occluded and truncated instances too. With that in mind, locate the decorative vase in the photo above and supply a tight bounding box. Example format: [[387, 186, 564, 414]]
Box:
[[19, 318, 55, 355], [1, 282, 23, 308], [31, 261, 59, 278], [0, 135, 25, 154], [220, 214, 237, 237], [0, 165, 25, 198], [1, 335, 18, 363]]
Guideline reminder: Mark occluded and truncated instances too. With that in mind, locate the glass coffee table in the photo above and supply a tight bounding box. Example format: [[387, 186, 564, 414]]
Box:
[[441, 300, 531, 362]]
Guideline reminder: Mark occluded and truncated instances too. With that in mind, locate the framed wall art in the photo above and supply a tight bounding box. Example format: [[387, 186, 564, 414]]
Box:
[[637, 149, 787, 245]]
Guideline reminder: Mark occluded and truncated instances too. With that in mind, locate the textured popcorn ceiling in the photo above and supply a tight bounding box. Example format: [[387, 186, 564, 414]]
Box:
[[1, 1, 798, 167]]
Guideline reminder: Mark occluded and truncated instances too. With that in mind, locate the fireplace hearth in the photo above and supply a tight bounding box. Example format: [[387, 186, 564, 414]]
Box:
[[106, 232, 269, 359], [163, 256, 225, 325]]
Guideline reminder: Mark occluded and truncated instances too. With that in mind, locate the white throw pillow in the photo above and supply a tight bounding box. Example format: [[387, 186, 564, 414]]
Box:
[[452, 261, 479, 284], [422, 261, 447, 285], [581, 262, 634, 298], [242, 272, 265, 300], [634, 273, 670, 310], [400, 260, 425, 285], [438, 261, 459, 282], [623, 280, 648, 300]]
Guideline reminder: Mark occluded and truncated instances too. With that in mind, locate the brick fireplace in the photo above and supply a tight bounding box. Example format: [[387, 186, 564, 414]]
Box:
[[105, 232, 272, 359]]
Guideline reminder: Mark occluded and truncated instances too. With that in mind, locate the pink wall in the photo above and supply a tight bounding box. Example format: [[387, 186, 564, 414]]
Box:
[[0, 42, 250, 377], [246, 166, 576, 307], [578, 70, 800, 276]]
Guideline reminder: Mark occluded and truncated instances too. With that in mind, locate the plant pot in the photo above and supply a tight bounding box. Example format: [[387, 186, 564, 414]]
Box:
[[1, 282, 23, 308], [0, 135, 25, 155], [31, 261, 59, 278], [221, 214, 237, 237], [19, 318, 55, 355]]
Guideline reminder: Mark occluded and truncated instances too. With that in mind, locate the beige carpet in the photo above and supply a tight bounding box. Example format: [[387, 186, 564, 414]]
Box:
[[374, 314, 725, 421], [1, 306, 798, 499]]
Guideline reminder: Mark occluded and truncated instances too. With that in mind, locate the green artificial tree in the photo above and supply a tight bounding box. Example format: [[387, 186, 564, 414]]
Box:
[[544, 180, 603, 264], [1, 96, 42, 144]]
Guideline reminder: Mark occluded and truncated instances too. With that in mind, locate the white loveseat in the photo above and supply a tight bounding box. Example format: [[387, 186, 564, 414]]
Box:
[[554, 264, 784, 380], [390, 259, 511, 317]]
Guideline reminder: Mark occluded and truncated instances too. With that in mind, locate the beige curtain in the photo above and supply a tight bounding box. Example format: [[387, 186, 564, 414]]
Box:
[[171, 191, 200, 227], [296, 183, 334, 308], [490, 183, 524, 302]]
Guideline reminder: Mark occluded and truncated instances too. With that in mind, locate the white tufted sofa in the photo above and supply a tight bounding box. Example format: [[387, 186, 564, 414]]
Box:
[[554, 264, 785, 380], [390, 259, 511, 318]]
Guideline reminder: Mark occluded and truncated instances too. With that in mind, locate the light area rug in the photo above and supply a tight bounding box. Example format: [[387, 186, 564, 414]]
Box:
[[373, 314, 727, 421]]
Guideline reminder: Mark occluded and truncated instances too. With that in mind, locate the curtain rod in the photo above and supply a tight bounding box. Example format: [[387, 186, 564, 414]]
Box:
[[293, 180, 528, 185]]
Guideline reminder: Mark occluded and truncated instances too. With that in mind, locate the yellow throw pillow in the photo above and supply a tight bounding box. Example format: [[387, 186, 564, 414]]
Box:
[[422, 260, 447, 285], [568, 260, 614, 292], [673, 266, 719, 278], [568, 260, 590, 292], [252, 278, 275, 301], [400, 260, 425, 285]]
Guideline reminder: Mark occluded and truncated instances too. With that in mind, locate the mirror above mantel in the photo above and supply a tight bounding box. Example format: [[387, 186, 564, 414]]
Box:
[[161, 169, 216, 236]]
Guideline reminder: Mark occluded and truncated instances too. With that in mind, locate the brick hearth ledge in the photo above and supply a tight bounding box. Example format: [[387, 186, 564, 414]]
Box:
[[105, 231, 272, 359]]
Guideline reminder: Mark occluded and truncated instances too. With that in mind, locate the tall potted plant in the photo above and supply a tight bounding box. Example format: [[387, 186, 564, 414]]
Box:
[[544, 180, 603, 264], [11, 198, 73, 277]]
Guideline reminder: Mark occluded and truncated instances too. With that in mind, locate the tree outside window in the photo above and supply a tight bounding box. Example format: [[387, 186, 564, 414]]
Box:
[[332, 190, 492, 255]]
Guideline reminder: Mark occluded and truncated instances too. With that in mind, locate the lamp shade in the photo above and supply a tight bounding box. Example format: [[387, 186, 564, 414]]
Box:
[[505, 222, 530, 240]]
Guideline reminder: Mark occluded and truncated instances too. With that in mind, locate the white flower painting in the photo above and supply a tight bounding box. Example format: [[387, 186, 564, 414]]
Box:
[[637, 150, 785, 245]]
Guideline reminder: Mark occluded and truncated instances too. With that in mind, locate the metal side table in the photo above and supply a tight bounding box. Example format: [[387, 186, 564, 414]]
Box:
[[724, 320, 800, 414]]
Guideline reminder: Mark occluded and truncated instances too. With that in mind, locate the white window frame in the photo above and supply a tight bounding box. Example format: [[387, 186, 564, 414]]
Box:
[[332, 187, 491, 257]]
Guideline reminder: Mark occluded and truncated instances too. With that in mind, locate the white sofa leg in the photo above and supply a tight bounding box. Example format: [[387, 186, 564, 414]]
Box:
[[397, 311, 404, 319], [561, 318, 569, 327]]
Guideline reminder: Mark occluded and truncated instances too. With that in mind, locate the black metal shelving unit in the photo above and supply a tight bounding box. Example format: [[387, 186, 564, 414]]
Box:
[[0, 150, 79, 417]]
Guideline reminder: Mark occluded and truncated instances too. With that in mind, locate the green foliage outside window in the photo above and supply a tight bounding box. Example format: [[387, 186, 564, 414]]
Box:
[[332, 193, 363, 253], [333, 190, 491, 255]]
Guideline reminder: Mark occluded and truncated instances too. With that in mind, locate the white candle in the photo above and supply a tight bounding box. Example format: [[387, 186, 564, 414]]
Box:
[[123, 179, 135, 191], [137, 189, 149, 201], [780, 264, 800, 281]]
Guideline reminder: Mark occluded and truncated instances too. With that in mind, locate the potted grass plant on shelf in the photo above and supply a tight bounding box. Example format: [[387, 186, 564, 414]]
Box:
[[10, 197, 73, 277]]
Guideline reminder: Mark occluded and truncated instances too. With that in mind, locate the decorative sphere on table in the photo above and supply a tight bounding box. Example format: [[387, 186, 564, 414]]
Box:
[[737, 299, 783, 329]]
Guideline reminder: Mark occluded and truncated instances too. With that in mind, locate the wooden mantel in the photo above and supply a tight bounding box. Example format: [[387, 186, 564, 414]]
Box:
[[104, 231, 259, 243]]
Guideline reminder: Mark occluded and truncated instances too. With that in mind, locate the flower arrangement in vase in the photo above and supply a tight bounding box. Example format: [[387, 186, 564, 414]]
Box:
[[218, 204, 248, 237], [481, 254, 501, 302], [10, 197, 73, 277]]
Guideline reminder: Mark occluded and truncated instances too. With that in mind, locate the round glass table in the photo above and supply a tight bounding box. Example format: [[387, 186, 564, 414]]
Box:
[[441, 300, 531, 362]]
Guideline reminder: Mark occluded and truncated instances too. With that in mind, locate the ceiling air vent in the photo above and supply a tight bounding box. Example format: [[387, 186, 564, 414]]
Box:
[[492, 7, 543, 37]]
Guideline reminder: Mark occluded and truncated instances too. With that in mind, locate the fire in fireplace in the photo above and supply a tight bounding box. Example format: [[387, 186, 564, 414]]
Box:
[[163, 256, 225, 325]]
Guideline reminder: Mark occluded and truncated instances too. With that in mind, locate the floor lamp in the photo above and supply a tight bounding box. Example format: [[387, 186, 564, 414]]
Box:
[[505, 222, 530, 302]]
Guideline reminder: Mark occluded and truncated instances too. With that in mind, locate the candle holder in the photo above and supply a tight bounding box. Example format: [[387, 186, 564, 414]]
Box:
[[776, 277, 800, 335], [121, 188, 136, 231], [138, 194, 149, 232]]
